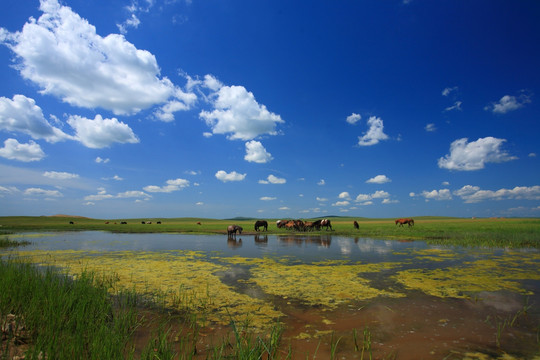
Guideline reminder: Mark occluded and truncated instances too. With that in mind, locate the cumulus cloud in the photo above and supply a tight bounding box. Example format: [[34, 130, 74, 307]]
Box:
[[338, 191, 351, 200], [0, 139, 45, 162], [244, 140, 273, 163], [259, 174, 286, 184], [317, 179, 326, 186], [485, 93, 531, 114], [454, 185, 540, 203], [84, 187, 150, 201], [67, 115, 139, 148], [366, 175, 391, 184], [260, 196, 276, 201], [143, 178, 190, 193], [357, 116, 389, 146], [0, 95, 72, 143], [425, 123, 436, 132], [346, 113, 361, 125], [1, 0, 194, 115], [24, 187, 62, 198], [418, 189, 452, 201], [355, 190, 390, 204], [438, 137, 517, 171], [43, 171, 79, 180], [332, 200, 350, 207], [200, 85, 284, 140], [215, 170, 246, 182]]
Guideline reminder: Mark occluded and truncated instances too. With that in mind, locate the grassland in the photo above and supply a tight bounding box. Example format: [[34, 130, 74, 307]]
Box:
[[1, 215, 539, 248]]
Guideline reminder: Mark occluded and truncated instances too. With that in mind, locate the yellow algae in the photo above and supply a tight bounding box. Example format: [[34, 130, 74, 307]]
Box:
[[394, 255, 540, 298], [223, 257, 404, 308], [12, 249, 283, 329]]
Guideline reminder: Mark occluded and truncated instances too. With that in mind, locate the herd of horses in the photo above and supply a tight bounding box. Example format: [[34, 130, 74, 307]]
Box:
[[227, 218, 414, 236]]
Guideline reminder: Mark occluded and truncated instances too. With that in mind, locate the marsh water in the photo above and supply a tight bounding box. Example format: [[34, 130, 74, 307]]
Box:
[[5, 231, 540, 359]]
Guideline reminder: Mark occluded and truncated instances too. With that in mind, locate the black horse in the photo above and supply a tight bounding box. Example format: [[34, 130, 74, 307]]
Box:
[[254, 220, 268, 232]]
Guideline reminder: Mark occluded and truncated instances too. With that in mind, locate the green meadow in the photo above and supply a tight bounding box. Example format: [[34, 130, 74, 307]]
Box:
[[1, 215, 540, 359], [1, 215, 539, 248]]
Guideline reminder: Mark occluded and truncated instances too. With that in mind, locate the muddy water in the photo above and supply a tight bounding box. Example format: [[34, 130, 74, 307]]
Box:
[[5, 232, 540, 359]]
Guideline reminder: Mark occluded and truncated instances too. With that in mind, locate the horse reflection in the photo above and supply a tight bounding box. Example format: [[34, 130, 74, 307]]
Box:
[[277, 235, 332, 248], [254, 234, 268, 245], [227, 237, 243, 249]]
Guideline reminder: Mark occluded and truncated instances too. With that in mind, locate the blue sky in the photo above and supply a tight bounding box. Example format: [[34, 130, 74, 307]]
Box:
[[1, 0, 539, 219]]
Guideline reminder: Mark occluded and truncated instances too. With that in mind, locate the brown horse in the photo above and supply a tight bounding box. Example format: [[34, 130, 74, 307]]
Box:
[[227, 225, 243, 236], [353, 220, 359, 229], [395, 218, 414, 227], [321, 219, 332, 231]]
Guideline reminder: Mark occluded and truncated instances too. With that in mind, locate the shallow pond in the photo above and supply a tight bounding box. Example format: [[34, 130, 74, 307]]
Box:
[[4, 232, 540, 359]]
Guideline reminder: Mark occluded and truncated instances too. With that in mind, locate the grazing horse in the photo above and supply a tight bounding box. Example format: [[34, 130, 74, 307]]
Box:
[[69, 221, 74, 225], [254, 220, 268, 232], [321, 219, 332, 231], [276, 220, 286, 228], [197, 221, 202, 225], [227, 225, 243, 237], [312, 219, 322, 230], [395, 218, 414, 227], [354, 220, 359, 229], [304, 221, 314, 232]]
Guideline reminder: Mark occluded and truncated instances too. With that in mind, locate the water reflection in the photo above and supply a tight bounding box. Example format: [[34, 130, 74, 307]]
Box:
[[277, 234, 332, 248], [227, 236, 242, 249], [254, 234, 268, 246]]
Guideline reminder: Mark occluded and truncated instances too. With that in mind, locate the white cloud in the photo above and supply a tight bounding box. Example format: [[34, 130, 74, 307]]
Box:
[[317, 179, 326, 186], [529, 153, 537, 157], [199, 84, 284, 140], [244, 140, 273, 163], [0, 95, 72, 143], [24, 187, 63, 198], [355, 190, 391, 203], [419, 189, 452, 201], [215, 170, 246, 182], [95, 157, 110, 164], [43, 171, 79, 180], [382, 198, 399, 204], [485, 93, 531, 114], [1, 0, 193, 115], [372, 190, 390, 198], [143, 178, 190, 193], [338, 191, 351, 200], [260, 196, 276, 201], [425, 123, 436, 132], [357, 116, 389, 146], [85, 188, 151, 201], [68, 115, 139, 148], [316, 197, 328, 202], [346, 113, 361, 125], [438, 137, 517, 171], [0, 138, 45, 162], [444, 101, 462, 112], [442, 86, 458, 97], [259, 174, 286, 184], [454, 185, 540, 203], [332, 200, 350, 206], [279, 206, 290, 210], [366, 175, 391, 184]]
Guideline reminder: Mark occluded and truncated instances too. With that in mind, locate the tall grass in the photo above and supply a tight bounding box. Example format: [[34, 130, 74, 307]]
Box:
[[0, 259, 139, 359]]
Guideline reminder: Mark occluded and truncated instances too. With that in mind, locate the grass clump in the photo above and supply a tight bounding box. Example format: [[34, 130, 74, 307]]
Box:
[[0, 259, 139, 359]]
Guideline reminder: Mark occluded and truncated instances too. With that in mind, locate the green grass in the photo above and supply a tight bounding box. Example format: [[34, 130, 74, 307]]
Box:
[[1, 215, 539, 248]]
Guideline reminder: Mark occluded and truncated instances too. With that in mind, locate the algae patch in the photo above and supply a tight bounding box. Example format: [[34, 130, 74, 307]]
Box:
[[12, 249, 283, 329], [224, 257, 405, 308]]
